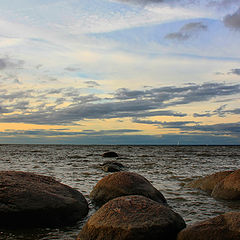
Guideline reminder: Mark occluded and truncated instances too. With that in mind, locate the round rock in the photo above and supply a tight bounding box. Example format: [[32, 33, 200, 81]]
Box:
[[102, 151, 118, 158], [0, 171, 89, 227], [187, 170, 233, 194], [90, 171, 167, 206], [212, 169, 240, 200], [100, 161, 125, 172], [77, 195, 186, 240], [177, 212, 240, 240]]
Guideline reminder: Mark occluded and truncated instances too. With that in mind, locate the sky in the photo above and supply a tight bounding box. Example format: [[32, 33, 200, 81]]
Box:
[[0, 0, 240, 145]]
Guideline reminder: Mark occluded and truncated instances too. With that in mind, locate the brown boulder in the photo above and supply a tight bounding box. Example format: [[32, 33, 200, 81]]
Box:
[[187, 171, 233, 194], [77, 195, 186, 240], [177, 212, 240, 240], [90, 171, 167, 206], [212, 169, 240, 200], [0, 171, 89, 227]]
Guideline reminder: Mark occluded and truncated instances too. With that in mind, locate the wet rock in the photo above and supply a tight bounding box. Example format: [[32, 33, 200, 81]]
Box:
[[100, 161, 125, 172], [77, 195, 186, 240], [0, 171, 89, 228], [212, 169, 240, 200], [90, 171, 167, 207], [187, 170, 233, 194], [177, 212, 240, 240], [102, 151, 118, 158]]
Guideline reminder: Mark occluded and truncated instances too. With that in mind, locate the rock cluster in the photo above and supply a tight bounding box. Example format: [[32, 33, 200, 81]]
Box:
[[0, 171, 88, 227], [188, 169, 240, 200]]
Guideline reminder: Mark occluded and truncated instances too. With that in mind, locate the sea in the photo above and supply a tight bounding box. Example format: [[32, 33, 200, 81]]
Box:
[[0, 144, 239, 240]]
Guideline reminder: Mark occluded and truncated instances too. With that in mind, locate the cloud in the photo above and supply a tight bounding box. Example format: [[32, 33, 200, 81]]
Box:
[[133, 117, 240, 137], [1, 128, 142, 137], [194, 105, 240, 118], [0, 82, 239, 125], [84, 81, 100, 88], [229, 68, 240, 75], [224, 8, 240, 30], [165, 22, 208, 41], [0, 57, 24, 71]]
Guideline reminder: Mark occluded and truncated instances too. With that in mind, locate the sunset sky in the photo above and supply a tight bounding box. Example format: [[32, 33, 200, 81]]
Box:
[[0, 0, 240, 144]]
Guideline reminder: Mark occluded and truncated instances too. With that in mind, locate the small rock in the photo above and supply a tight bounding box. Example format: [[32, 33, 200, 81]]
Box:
[[90, 171, 167, 206], [77, 195, 186, 240], [102, 151, 118, 158], [177, 212, 240, 240], [100, 161, 125, 172], [212, 169, 240, 200], [0, 171, 89, 227]]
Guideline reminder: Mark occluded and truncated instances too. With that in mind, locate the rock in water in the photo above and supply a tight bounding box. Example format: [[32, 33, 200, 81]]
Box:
[[187, 170, 233, 194], [90, 171, 167, 206], [100, 161, 125, 172], [177, 212, 240, 240], [0, 171, 89, 227], [77, 195, 186, 240], [102, 151, 118, 158], [212, 169, 240, 200]]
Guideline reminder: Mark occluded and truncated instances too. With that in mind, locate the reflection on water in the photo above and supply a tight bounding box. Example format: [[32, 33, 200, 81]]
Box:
[[0, 145, 240, 239]]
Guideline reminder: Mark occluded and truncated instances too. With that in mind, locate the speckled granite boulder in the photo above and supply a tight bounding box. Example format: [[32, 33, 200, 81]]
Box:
[[177, 212, 240, 240], [212, 169, 240, 200], [90, 171, 167, 206], [0, 171, 89, 227], [77, 195, 186, 240], [187, 170, 233, 193]]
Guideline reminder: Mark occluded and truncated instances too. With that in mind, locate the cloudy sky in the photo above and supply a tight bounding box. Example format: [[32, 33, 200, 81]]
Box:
[[0, 0, 240, 144]]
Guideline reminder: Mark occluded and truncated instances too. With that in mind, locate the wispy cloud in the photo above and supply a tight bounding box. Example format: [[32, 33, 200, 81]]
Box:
[[165, 22, 208, 41]]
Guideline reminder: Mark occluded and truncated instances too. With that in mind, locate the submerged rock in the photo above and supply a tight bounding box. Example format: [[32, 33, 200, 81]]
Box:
[[0, 171, 89, 228], [102, 151, 118, 158], [90, 171, 167, 207], [177, 212, 240, 240], [187, 170, 233, 194], [100, 161, 125, 172], [77, 195, 186, 240], [212, 169, 240, 200]]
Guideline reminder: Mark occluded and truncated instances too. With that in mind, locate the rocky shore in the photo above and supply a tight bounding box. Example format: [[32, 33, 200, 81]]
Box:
[[1, 150, 240, 240]]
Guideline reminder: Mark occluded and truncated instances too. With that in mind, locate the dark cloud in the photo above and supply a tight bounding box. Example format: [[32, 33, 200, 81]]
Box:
[[224, 8, 240, 30], [0, 82, 239, 125], [0, 57, 24, 71], [229, 68, 240, 75], [165, 22, 208, 41], [194, 106, 240, 118], [84, 81, 100, 88], [1, 128, 142, 137], [133, 118, 240, 137]]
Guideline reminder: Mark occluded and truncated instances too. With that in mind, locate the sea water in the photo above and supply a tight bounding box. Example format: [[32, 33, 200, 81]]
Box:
[[0, 144, 239, 240]]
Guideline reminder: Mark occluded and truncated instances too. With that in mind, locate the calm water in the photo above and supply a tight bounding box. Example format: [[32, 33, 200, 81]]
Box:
[[0, 144, 240, 240]]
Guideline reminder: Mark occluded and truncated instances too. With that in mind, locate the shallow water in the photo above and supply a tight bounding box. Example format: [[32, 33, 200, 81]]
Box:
[[0, 144, 240, 240]]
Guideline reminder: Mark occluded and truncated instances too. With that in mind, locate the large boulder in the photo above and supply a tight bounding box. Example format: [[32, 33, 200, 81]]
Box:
[[177, 212, 240, 240], [0, 171, 89, 227], [77, 195, 186, 240], [102, 151, 118, 158], [187, 170, 233, 194], [212, 169, 240, 200], [90, 172, 167, 206]]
